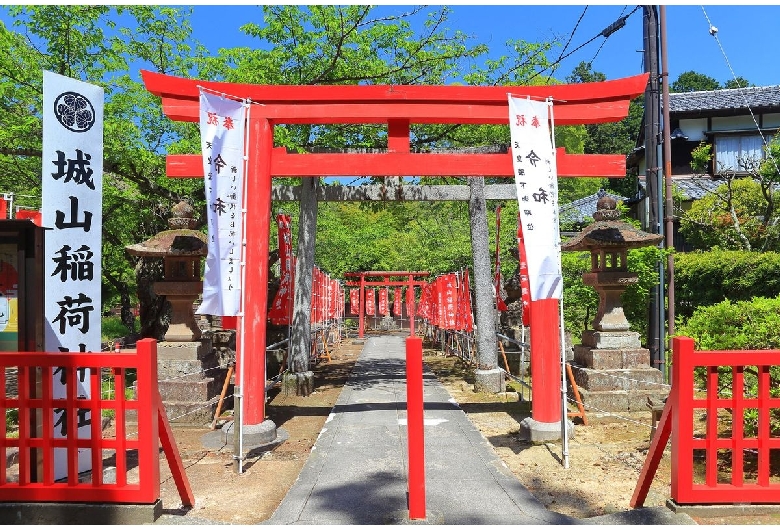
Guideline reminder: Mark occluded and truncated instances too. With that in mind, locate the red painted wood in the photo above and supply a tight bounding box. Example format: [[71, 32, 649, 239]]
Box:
[[406, 336, 426, 519], [529, 298, 560, 423], [143, 69, 647, 104], [664, 336, 780, 505], [0, 342, 163, 503], [239, 117, 273, 426], [158, 401, 195, 507], [160, 98, 631, 125], [167, 149, 626, 178], [631, 397, 672, 507]]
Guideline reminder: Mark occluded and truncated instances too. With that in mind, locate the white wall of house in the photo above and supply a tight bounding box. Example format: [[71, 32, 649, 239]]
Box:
[[678, 118, 707, 142]]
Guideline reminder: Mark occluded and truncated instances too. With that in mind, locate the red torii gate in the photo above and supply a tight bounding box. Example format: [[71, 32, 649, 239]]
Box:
[[142, 70, 648, 434], [344, 271, 430, 338]]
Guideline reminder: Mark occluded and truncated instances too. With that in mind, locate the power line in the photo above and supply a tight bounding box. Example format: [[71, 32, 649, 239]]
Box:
[[545, 6, 588, 84], [531, 6, 641, 83], [700, 6, 780, 176]]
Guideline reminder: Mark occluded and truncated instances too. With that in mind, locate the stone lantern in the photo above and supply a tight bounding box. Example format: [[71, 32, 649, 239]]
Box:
[[126, 201, 207, 342], [561, 192, 667, 412], [561, 192, 663, 342]]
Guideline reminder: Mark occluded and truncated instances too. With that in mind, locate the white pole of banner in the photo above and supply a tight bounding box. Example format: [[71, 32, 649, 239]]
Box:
[[237, 99, 251, 473], [548, 98, 570, 469]]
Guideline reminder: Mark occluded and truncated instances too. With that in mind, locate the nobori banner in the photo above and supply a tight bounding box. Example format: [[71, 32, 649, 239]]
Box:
[[196, 91, 248, 317], [508, 96, 563, 301], [42, 71, 104, 478]]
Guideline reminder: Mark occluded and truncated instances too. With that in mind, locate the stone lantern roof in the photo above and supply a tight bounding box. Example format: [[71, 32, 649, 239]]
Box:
[[561, 193, 662, 252], [126, 201, 207, 258]]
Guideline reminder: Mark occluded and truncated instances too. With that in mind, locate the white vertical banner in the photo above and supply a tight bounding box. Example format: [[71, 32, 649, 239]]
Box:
[[508, 96, 563, 300], [42, 71, 104, 478], [195, 91, 247, 317]]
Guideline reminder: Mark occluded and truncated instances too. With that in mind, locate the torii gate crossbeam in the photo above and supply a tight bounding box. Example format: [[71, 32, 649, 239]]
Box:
[[142, 70, 648, 436]]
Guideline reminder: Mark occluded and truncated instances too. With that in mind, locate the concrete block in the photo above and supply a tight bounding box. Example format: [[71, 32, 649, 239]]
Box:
[[474, 368, 505, 393], [573, 387, 670, 413], [571, 366, 664, 391], [0, 500, 162, 525], [517, 417, 575, 443]]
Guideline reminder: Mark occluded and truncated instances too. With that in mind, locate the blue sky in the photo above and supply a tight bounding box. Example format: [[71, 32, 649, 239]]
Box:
[[184, 4, 780, 88], [0, 4, 776, 88]]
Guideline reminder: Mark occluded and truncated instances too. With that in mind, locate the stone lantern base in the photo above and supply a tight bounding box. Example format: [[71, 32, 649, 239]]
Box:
[[156, 337, 229, 426], [569, 330, 668, 412]]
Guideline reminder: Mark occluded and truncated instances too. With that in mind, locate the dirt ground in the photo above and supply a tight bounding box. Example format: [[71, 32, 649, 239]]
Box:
[[153, 337, 780, 525]]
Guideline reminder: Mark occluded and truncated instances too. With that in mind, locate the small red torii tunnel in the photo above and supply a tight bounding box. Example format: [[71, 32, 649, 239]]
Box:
[[344, 271, 430, 338], [142, 70, 648, 432]]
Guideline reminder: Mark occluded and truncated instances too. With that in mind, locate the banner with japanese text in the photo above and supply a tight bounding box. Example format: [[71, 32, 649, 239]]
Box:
[[350, 288, 360, 315], [196, 91, 247, 316], [517, 213, 532, 326], [268, 214, 293, 325], [42, 71, 104, 478], [508, 96, 563, 300], [378, 288, 389, 316], [365, 288, 376, 316], [393, 288, 402, 316]]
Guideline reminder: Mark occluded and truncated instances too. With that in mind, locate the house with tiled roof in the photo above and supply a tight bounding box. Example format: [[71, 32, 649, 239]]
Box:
[[628, 84, 780, 250]]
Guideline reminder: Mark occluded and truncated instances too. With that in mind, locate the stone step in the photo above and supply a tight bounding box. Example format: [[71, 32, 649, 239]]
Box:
[[570, 365, 665, 392], [573, 345, 651, 370], [571, 387, 670, 414], [157, 377, 220, 402], [161, 399, 218, 426]]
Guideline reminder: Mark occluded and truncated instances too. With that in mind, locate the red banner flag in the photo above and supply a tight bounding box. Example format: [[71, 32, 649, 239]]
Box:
[[517, 213, 532, 327], [378, 287, 389, 316], [365, 288, 376, 316], [268, 214, 293, 325], [350, 288, 360, 315], [393, 288, 402, 316], [495, 205, 508, 312]]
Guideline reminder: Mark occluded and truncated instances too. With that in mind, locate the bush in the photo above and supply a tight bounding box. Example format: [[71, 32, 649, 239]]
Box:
[[675, 296, 780, 351], [675, 250, 780, 319], [101, 315, 136, 344]]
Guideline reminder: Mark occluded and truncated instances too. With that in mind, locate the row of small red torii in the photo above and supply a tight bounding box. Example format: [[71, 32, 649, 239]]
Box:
[[142, 69, 649, 432]]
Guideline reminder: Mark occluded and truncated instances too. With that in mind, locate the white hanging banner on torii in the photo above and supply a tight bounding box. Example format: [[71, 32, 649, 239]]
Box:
[[196, 91, 248, 316], [508, 96, 563, 300]]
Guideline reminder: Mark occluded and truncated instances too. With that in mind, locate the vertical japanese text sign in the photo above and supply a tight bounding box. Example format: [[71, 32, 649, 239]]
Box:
[[42, 71, 104, 478], [508, 96, 563, 300], [196, 91, 248, 317]]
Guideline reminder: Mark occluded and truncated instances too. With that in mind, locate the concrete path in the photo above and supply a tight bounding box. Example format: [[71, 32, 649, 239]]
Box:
[[264, 334, 693, 525]]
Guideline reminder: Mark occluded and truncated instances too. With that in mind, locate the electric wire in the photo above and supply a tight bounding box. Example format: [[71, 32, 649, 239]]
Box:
[[700, 6, 780, 177], [544, 6, 588, 84]]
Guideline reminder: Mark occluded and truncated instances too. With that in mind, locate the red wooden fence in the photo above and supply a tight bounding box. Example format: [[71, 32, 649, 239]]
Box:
[[0, 339, 192, 506], [633, 336, 780, 506]]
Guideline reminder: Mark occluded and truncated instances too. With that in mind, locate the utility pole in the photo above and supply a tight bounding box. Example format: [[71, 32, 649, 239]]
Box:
[[642, 6, 664, 375]]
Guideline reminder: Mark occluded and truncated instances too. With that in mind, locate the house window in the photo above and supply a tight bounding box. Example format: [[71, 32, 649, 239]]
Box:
[[714, 134, 765, 173]]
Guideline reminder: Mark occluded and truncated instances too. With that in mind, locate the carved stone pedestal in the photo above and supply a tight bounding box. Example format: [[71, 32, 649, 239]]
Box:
[[570, 331, 668, 412], [156, 338, 228, 425]]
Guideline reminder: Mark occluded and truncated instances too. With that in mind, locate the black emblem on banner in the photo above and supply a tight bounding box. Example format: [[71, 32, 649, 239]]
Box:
[[53, 91, 96, 132]]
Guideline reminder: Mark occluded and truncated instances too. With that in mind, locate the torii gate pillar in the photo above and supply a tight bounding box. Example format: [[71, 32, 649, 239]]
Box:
[[235, 117, 277, 442]]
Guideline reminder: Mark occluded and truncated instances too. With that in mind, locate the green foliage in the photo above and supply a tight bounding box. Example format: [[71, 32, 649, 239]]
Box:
[[676, 295, 780, 437], [670, 70, 721, 92], [679, 179, 780, 251], [689, 141, 712, 174], [676, 297, 780, 350], [674, 250, 780, 319], [5, 407, 18, 433], [101, 315, 136, 343]]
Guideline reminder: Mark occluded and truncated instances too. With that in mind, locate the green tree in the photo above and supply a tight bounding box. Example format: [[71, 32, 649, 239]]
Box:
[[670, 70, 720, 92], [724, 76, 752, 89], [0, 5, 207, 336], [681, 138, 780, 251]]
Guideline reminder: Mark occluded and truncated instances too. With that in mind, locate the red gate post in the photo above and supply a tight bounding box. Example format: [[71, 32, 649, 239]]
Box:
[[519, 298, 567, 441], [237, 116, 277, 436], [406, 335, 426, 519], [358, 274, 366, 338]]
